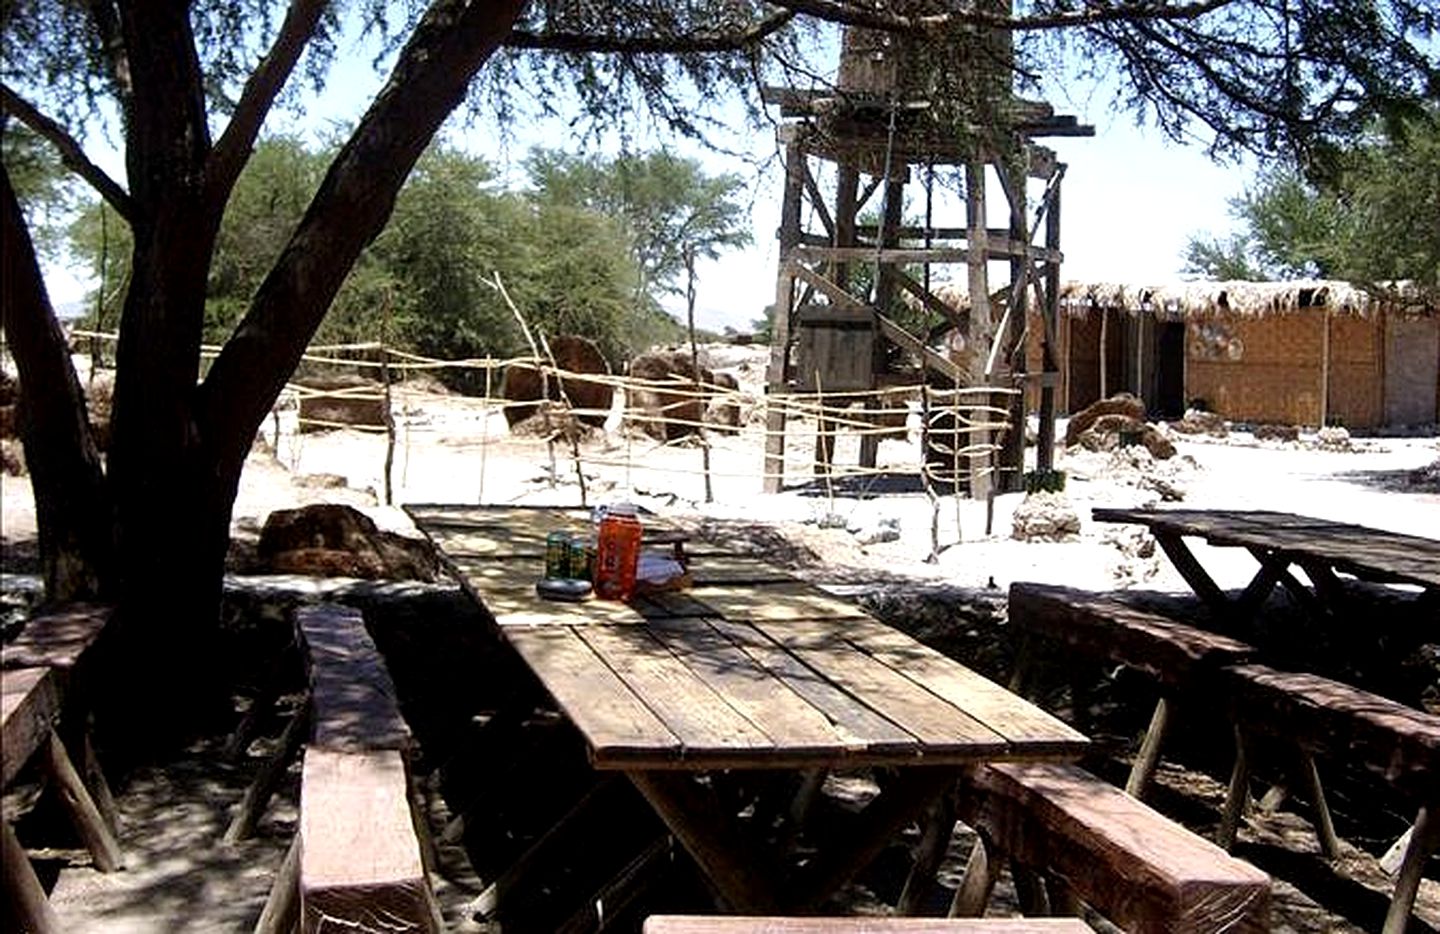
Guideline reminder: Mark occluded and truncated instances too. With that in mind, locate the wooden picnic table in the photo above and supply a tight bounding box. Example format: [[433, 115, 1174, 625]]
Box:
[[409, 504, 1088, 914], [1091, 507, 1440, 619]]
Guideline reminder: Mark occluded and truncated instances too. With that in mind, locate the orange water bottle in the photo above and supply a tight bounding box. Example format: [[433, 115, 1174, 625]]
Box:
[[594, 503, 642, 600]]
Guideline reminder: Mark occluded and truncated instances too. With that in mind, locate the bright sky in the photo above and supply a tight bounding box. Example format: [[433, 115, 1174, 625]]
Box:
[[43, 20, 1257, 335]]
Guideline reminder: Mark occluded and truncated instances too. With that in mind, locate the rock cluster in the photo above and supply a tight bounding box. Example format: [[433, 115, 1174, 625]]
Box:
[[1011, 491, 1081, 542]]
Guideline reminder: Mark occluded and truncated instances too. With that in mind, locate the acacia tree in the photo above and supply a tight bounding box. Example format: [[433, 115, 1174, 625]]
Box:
[[1, 0, 1434, 743], [1185, 108, 1440, 285]]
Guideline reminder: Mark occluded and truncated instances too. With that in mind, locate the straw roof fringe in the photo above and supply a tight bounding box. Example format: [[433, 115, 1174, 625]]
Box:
[[1058, 279, 1437, 319]]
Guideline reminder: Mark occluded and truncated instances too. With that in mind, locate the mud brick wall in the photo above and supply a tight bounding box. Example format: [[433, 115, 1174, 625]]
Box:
[[1185, 312, 1383, 428], [1326, 314, 1383, 428]]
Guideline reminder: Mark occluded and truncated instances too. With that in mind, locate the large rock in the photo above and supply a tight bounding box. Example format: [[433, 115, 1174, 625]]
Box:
[[1170, 408, 1227, 437], [705, 371, 742, 433], [1078, 413, 1176, 460], [296, 374, 388, 433], [1065, 394, 1146, 447], [501, 335, 613, 429], [257, 504, 439, 582], [1011, 491, 1081, 542], [627, 350, 727, 441]]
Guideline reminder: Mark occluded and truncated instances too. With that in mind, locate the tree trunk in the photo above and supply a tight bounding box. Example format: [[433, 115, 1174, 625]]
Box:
[[0, 169, 115, 603]]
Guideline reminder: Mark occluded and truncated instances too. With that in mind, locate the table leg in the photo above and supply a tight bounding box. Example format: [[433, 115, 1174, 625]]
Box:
[[1237, 548, 1287, 616], [1382, 803, 1439, 934], [1154, 532, 1229, 611], [625, 770, 781, 913], [789, 767, 958, 910]]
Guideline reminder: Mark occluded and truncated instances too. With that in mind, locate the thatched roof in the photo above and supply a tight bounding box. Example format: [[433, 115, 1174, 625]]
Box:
[[1058, 279, 1437, 319]]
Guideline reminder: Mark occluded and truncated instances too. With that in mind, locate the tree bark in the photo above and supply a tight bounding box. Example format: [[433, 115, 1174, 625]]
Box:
[[0, 169, 115, 603]]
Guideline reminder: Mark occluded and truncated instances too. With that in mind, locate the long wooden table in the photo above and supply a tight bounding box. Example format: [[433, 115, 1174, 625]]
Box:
[[409, 504, 1088, 914], [1092, 507, 1440, 619]]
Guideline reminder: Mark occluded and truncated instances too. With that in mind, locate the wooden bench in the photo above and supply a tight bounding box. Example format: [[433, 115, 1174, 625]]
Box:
[[950, 762, 1270, 933], [1007, 583, 1256, 796], [253, 603, 441, 934], [1, 602, 119, 822], [3, 666, 123, 934], [1217, 662, 1440, 934], [643, 918, 1094, 933]]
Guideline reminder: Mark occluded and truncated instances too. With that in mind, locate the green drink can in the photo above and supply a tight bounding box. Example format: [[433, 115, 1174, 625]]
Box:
[[567, 536, 595, 581], [545, 531, 572, 579]]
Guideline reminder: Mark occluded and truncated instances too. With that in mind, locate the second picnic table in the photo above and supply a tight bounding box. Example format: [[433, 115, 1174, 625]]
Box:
[[410, 504, 1088, 914], [1092, 507, 1440, 621]]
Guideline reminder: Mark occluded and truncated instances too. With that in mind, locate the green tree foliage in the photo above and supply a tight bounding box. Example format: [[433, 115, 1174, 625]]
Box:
[[3, 123, 76, 257], [526, 148, 752, 306], [1184, 109, 1440, 286]]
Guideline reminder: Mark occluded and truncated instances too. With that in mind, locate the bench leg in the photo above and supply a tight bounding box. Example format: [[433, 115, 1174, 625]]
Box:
[[45, 730, 123, 872], [253, 834, 301, 934], [1012, 863, 1050, 916], [897, 788, 955, 915], [79, 728, 121, 840], [1382, 803, 1440, 934], [1125, 696, 1172, 799], [949, 835, 997, 918], [2, 820, 63, 934], [1218, 725, 1251, 851], [1299, 750, 1341, 861], [1045, 873, 1084, 916], [225, 700, 309, 845]]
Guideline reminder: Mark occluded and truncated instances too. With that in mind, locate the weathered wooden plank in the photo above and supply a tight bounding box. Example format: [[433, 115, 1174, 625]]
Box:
[[299, 748, 441, 934], [644, 616, 854, 756], [689, 582, 870, 622], [643, 916, 1094, 932], [465, 582, 648, 627], [0, 604, 113, 672], [957, 762, 1271, 933], [751, 619, 1008, 755], [1220, 663, 1440, 801], [574, 625, 775, 760], [836, 614, 1088, 755], [2, 667, 59, 787], [503, 626, 681, 767], [705, 618, 919, 758], [1008, 583, 1255, 687], [296, 604, 411, 753], [686, 555, 799, 586]]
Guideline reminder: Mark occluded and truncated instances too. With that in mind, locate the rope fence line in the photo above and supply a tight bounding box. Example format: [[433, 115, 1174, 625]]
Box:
[[70, 333, 1021, 541]]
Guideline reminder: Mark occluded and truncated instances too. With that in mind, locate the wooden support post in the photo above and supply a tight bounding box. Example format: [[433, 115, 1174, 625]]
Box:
[[896, 789, 956, 915], [966, 157, 992, 501], [1153, 532, 1230, 612], [225, 700, 310, 845], [949, 836, 997, 917], [1218, 725, 1251, 851], [1125, 696, 1172, 799], [45, 730, 122, 871], [1382, 803, 1439, 934], [1299, 750, 1341, 860], [2, 819, 62, 934], [791, 768, 956, 911], [861, 177, 906, 470], [627, 770, 780, 914], [832, 166, 860, 290], [1320, 308, 1331, 427], [1037, 172, 1061, 472], [1012, 863, 1051, 916], [253, 834, 301, 934], [763, 135, 807, 494]]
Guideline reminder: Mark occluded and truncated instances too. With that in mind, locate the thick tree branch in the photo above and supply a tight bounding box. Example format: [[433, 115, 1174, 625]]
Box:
[[199, 0, 529, 473], [1, 167, 115, 602], [773, 0, 1238, 32], [506, 9, 796, 53], [208, 0, 329, 211], [1, 85, 134, 221]]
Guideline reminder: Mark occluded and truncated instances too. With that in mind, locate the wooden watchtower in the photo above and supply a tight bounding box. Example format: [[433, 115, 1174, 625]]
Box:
[[761, 5, 1092, 494]]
